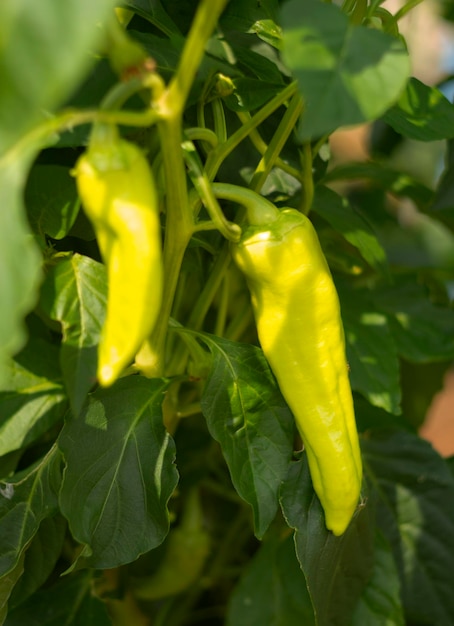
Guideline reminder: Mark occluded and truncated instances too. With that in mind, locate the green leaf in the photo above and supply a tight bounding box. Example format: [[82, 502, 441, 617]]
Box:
[[280, 0, 410, 140], [383, 78, 454, 141], [400, 360, 451, 430], [363, 430, 454, 625], [199, 335, 295, 539], [0, 448, 61, 578], [58, 376, 178, 569], [221, 0, 280, 34], [0, 155, 42, 387], [8, 516, 66, 610], [339, 284, 402, 415], [0, 337, 67, 456], [432, 137, 454, 219], [280, 454, 375, 626], [322, 162, 433, 209], [226, 533, 315, 626], [231, 44, 285, 85], [313, 185, 389, 277], [351, 532, 405, 626], [39, 254, 107, 416], [25, 165, 80, 240], [0, 0, 120, 384], [224, 78, 284, 112], [0, 0, 118, 152], [382, 207, 454, 271], [373, 279, 454, 363], [127, 0, 182, 37], [251, 19, 283, 50], [4, 571, 111, 626], [0, 554, 25, 625], [354, 397, 411, 434]]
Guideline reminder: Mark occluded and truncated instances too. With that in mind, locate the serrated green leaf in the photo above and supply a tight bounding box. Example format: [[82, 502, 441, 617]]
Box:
[[199, 335, 295, 539], [4, 571, 111, 626], [25, 165, 80, 240], [280, 454, 375, 626], [280, 0, 410, 140], [0, 447, 61, 579], [383, 78, 454, 141], [351, 532, 405, 626], [58, 376, 178, 569], [226, 534, 315, 626], [313, 185, 389, 277], [0, 337, 67, 456], [373, 279, 454, 363], [363, 430, 454, 625], [39, 254, 107, 416], [338, 284, 401, 415]]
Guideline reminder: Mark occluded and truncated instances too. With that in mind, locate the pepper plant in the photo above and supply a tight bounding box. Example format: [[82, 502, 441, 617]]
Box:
[[1, 0, 454, 624]]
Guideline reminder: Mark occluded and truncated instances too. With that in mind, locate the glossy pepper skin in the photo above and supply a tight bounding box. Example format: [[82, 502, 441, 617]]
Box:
[[74, 134, 162, 387], [231, 208, 362, 536]]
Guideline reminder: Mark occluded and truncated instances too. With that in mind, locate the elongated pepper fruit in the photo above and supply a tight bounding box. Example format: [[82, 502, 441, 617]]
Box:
[[231, 207, 362, 536], [74, 129, 163, 387]]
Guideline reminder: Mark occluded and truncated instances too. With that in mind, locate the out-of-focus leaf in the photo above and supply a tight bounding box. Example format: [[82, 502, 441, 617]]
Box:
[[281, 0, 410, 139], [383, 78, 454, 141], [0, 155, 42, 387], [338, 284, 401, 415], [0, 0, 120, 383], [226, 533, 315, 626], [363, 430, 454, 625], [373, 279, 454, 363], [4, 571, 112, 626], [0, 0, 119, 151], [322, 162, 433, 209]]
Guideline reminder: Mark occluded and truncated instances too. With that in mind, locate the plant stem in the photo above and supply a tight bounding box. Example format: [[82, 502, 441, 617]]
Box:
[[394, 0, 424, 20], [160, 0, 229, 117], [1, 107, 160, 166], [236, 111, 300, 179], [249, 93, 303, 192], [136, 0, 230, 377], [205, 81, 299, 179], [136, 116, 193, 377]]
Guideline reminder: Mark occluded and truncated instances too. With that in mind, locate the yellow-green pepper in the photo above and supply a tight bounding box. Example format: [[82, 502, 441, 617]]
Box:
[[74, 129, 163, 387], [231, 207, 362, 536]]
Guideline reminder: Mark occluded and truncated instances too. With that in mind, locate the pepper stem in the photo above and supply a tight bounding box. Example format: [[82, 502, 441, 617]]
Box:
[[211, 183, 279, 226]]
